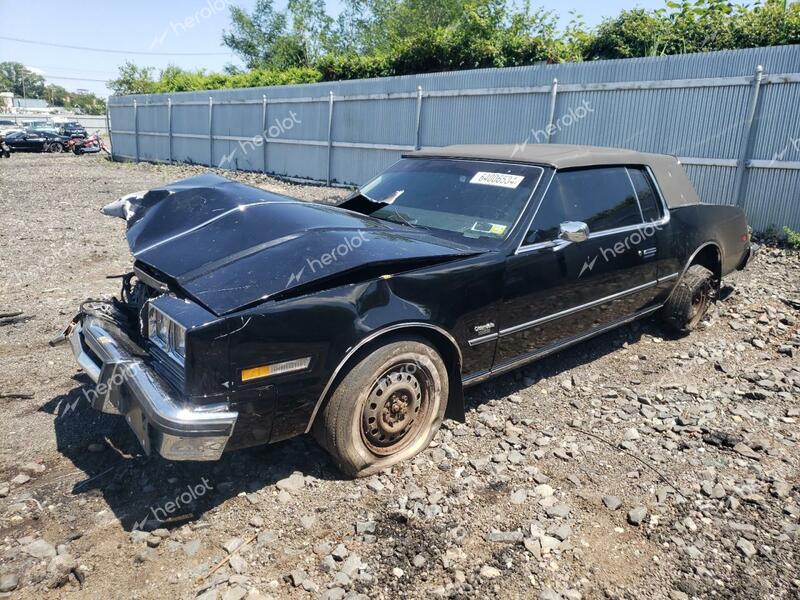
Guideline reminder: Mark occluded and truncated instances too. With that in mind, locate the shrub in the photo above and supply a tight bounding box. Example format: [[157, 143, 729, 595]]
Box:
[[784, 226, 800, 249]]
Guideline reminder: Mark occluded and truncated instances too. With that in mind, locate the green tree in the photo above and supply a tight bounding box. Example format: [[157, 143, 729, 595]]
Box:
[[108, 61, 156, 95], [222, 0, 308, 69], [0, 61, 104, 114], [584, 9, 671, 59], [288, 0, 336, 62], [110, 0, 800, 97], [0, 62, 46, 98]]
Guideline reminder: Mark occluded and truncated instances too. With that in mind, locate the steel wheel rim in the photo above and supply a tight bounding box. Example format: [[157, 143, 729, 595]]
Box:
[[360, 361, 433, 456], [688, 286, 709, 327]]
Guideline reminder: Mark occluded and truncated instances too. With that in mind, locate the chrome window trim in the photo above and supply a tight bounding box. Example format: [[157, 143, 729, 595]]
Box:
[[625, 167, 647, 223], [304, 322, 462, 433], [514, 169, 556, 255], [515, 165, 672, 255], [643, 165, 671, 227], [498, 278, 659, 337]]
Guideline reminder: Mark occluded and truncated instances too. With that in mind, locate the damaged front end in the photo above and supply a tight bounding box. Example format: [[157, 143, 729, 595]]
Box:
[[55, 276, 237, 461], [56, 174, 475, 461]]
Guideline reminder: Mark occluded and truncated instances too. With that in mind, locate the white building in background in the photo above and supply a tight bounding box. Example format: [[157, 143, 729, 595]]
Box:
[[0, 94, 62, 115]]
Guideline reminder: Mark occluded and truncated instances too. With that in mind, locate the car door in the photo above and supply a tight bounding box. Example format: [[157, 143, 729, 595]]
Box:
[[494, 166, 664, 366], [25, 132, 46, 151]]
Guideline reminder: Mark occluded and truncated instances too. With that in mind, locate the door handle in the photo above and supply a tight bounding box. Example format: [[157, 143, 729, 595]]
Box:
[[639, 247, 657, 258]]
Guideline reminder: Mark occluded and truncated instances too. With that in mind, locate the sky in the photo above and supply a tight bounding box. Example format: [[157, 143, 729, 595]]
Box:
[[0, 0, 666, 99]]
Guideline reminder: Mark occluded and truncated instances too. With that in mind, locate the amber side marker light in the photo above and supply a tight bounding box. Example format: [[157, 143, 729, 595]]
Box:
[[241, 357, 311, 382]]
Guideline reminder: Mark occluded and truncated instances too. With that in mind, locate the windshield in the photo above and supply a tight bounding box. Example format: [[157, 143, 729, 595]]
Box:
[[348, 158, 543, 246]]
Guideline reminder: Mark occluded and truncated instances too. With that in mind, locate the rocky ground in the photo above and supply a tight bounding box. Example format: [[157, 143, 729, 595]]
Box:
[[0, 152, 798, 600]]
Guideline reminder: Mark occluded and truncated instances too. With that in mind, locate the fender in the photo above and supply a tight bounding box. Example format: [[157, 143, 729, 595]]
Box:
[[304, 321, 464, 433], [667, 240, 723, 298]]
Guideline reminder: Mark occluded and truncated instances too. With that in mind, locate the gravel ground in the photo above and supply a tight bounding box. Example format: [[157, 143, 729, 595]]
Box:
[[0, 152, 798, 600]]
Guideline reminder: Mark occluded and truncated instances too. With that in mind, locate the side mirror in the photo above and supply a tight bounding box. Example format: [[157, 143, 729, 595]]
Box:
[[558, 221, 590, 243]]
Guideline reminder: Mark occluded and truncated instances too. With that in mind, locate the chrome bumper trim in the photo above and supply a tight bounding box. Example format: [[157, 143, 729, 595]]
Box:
[[67, 317, 237, 461]]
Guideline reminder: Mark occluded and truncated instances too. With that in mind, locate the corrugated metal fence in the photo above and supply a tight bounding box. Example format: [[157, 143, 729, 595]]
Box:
[[108, 45, 800, 231]]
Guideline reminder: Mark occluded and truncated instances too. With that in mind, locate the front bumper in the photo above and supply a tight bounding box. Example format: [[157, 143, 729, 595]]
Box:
[[67, 316, 237, 461]]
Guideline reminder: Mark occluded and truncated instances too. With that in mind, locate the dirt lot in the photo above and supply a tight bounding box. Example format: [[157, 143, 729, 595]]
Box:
[[0, 152, 798, 600]]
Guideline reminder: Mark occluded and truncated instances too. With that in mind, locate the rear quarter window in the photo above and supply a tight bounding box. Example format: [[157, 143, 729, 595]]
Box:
[[628, 168, 663, 222]]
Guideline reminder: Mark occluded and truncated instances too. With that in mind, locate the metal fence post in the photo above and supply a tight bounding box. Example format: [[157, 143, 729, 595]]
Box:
[[414, 86, 424, 150], [262, 94, 268, 174], [167, 98, 173, 164], [326, 90, 334, 185], [208, 96, 214, 167], [546, 78, 559, 143], [133, 98, 139, 162], [733, 65, 764, 208], [104, 97, 113, 160]]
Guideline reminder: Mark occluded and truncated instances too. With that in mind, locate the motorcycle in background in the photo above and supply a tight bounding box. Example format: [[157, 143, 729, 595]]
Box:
[[68, 132, 110, 155]]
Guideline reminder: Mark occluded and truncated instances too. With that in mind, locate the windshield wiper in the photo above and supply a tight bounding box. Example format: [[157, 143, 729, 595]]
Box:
[[378, 210, 417, 227]]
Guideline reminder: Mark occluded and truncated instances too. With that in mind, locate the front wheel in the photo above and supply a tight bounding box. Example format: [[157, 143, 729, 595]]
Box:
[[661, 264, 716, 334], [313, 338, 448, 477], [48, 142, 64, 153]]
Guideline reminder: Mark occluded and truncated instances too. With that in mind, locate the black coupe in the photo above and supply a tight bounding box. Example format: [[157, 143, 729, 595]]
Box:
[[58, 144, 752, 476], [5, 130, 71, 153]]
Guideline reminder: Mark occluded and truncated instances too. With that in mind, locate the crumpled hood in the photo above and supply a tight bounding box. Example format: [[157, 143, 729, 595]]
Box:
[[104, 174, 474, 315]]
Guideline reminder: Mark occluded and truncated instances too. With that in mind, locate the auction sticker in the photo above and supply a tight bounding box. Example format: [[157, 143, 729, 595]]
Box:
[[469, 171, 524, 189]]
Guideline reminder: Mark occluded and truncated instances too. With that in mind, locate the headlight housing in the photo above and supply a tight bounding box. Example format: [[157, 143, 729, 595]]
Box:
[[147, 304, 187, 365]]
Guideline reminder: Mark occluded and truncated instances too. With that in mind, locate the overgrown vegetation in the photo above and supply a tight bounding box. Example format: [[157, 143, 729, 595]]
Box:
[[108, 0, 800, 96], [0, 62, 106, 115], [785, 226, 800, 249]]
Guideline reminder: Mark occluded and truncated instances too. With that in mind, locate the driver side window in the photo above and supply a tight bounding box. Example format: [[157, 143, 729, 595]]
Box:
[[524, 167, 643, 245]]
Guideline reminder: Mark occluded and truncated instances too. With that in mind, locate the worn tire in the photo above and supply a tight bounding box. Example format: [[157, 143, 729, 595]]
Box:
[[313, 338, 448, 478], [661, 264, 716, 333]]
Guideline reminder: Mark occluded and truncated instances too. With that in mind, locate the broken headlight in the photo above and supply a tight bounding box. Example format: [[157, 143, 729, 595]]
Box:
[[147, 304, 186, 365]]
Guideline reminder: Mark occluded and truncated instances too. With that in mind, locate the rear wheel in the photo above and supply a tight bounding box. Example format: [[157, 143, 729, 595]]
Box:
[[48, 142, 64, 153], [661, 264, 716, 333], [313, 338, 448, 477]]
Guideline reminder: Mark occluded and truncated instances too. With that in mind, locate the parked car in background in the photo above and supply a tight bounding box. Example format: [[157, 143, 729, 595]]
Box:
[[57, 144, 752, 476], [5, 130, 71, 153], [27, 126, 60, 135], [59, 121, 87, 138]]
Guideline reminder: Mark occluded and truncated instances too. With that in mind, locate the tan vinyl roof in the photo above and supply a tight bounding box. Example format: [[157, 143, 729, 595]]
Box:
[[406, 143, 669, 169], [403, 144, 701, 207]]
